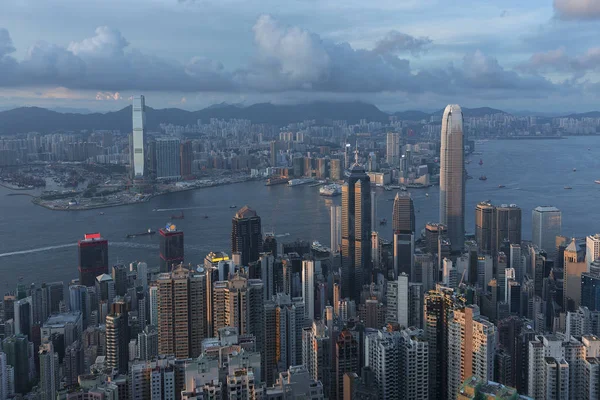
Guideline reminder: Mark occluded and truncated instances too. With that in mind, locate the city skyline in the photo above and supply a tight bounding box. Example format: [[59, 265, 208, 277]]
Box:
[[1, 1, 600, 112]]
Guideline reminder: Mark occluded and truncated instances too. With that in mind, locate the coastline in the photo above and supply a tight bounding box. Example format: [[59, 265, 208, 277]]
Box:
[[30, 176, 258, 211]]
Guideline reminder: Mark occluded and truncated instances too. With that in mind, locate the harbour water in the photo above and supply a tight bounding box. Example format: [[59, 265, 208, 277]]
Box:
[[1, 136, 599, 290]]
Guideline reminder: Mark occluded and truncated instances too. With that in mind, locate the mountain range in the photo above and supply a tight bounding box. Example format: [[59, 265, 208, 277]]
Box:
[[0, 102, 595, 135]]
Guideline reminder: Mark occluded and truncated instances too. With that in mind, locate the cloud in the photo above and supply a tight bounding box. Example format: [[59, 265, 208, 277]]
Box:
[[517, 47, 600, 76], [95, 91, 122, 101], [0, 28, 15, 58], [554, 0, 600, 20], [68, 26, 128, 58], [372, 30, 431, 56]]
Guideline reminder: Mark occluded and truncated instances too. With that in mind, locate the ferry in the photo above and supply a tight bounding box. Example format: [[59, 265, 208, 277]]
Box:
[[230, 205, 237, 208], [127, 229, 156, 238], [288, 178, 314, 186], [479, 175, 487, 181], [265, 177, 289, 186], [319, 184, 342, 197], [564, 186, 573, 190], [595, 180, 600, 184], [311, 241, 331, 255], [498, 185, 505, 188]]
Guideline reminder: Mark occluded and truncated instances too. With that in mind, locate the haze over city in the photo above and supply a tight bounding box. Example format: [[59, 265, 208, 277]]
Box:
[[0, 0, 600, 112]]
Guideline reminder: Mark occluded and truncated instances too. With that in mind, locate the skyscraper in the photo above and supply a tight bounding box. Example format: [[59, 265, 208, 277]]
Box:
[[392, 192, 415, 233], [105, 298, 128, 374], [39, 341, 59, 400], [231, 206, 263, 267], [495, 204, 522, 251], [335, 329, 359, 400], [586, 234, 600, 270], [331, 205, 342, 253], [131, 95, 146, 179], [78, 233, 108, 287], [159, 223, 184, 273], [475, 201, 496, 254], [341, 151, 371, 300], [532, 206, 561, 259], [180, 140, 193, 178], [386, 132, 400, 167], [157, 265, 207, 358], [302, 260, 317, 321], [302, 320, 332, 399], [440, 104, 465, 251], [155, 138, 181, 179]]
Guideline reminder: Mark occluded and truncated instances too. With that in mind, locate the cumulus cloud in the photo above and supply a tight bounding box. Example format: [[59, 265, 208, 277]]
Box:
[[517, 47, 600, 76], [372, 31, 432, 56], [554, 0, 600, 20], [0, 17, 574, 101]]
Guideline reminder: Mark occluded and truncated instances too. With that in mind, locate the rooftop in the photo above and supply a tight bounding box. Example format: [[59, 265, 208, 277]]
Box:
[[44, 311, 82, 327], [235, 205, 257, 219], [534, 205, 560, 212]]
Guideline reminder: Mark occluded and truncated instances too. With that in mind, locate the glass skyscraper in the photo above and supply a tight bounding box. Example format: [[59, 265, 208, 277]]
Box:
[[532, 206, 561, 259], [131, 95, 146, 179], [439, 104, 465, 251], [155, 138, 181, 179]]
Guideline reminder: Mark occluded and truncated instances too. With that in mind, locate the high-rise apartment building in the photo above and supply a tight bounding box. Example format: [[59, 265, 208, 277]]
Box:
[[39, 341, 59, 400], [341, 152, 371, 300], [131, 95, 146, 179], [105, 298, 128, 374], [157, 265, 207, 358], [263, 293, 304, 386], [159, 223, 184, 273], [532, 206, 561, 259], [440, 104, 465, 251], [447, 305, 497, 400], [78, 233, 108, 287], [335, 329, 359, 400], [386, 132, 400, 167], [231, 206, 263, 267], [155, 137, 181, 179], [302, 320, 332, 398]]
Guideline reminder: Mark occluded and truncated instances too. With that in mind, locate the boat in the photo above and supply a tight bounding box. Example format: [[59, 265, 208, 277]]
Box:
[[311, 241, 331, 254], [288, 178, 314, 186], [425, 193, 429, 197], [126, 229, 156, 238], [203, 215, 209, 219], [171, 211, 184, 220], [479, 175, 487, 181], [479, 159, 483, 166], [265, 177, 289, 186], [573, 168, 577, 172], [319, 184, 342, 197], [230, 205, 237, 208], [99, 212, 105, 215], [564, 186, 572, 190], [595, 180, 600, 184], [498, 185, 505, 188]]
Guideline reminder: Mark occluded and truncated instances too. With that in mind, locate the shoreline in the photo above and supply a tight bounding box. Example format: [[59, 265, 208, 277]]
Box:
[[30, 177, 258, 212]]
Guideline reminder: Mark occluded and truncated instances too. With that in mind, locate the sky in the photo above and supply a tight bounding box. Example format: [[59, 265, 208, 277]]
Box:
[[0, 0, 599, 113]]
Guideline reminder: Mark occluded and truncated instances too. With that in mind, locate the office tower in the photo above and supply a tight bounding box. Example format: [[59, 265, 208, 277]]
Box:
[[496, 204, 522, 251], [302, 260, 318, 321], [392, 192, 415, 233], [111, 264, 128, 297], [95, 273, 115, 308], [563, 238, 587, 310], [581, 273, 600, 311], [263, 293, 304, 386], [64, 340, 83, 387], [510, 244, 523, 284], [442, 258, 458, 288], [475, 201, 495, 254], [370, 191, 377, 229], [371, 231, 381, 270], [330, 158, 342, 181], [105, 298, 128, 374], [159, 223, 184, 273], [39, 341, 58, 400], [386, 273, 409, 327], [335, 329, 359, 400], [587, 234, 600, 269], [475, 201, 522, 256], [138, 326, 159, 361], [131, 95, 146, 179], [331, 205, 342, 253], [424, 286, 464, 400], [155, 137, 181, 179], [270, 140, 279, 167], [157, 265, 207, 358], [532, 206, 561, 259], [231, 206, 263, 267], [78, 233, 108, 287], [260, 253, 276, 302], [31, 284, 50, 328], [68, 285, 90, 330], [302, 320, 332, 399], [440, 104, 465, 251], [447, 305, 497, 400], [2, 335, 30, 394], [341, 151, 371, 300], [13, 298, 31, 340], [394, 232, 415, 280], [386, 132, 400, 167], [180, 140, 193, 178], [0, 352, 8, 400], [425, 222, 447, 254], [263, 234, 277, 257]]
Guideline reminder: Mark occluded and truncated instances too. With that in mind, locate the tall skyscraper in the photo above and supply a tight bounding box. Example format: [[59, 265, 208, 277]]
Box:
[[159, 223, 184, 273], [447, 305, 497, 400], [105, 298, 128, 374], [386, 132, 400, 167], [392, 192, 415, 233], [2, 335, 30, 395], [231, 206, 263, 267], [0, 352, 8, 400], [302, 260, 318, 321], [495, 204, 522, 250], [563, 238, 587, 310], [475, 201, 495, 254], [302, 320, 332, 399], [155, 138, 181, 179], [180, 140, 193, 178], [532, 206, 561, 259], [331, 205, 342, 253], [78, 233, 108, 287], [341, 151, 371, 300], [157, 265, 207, 358], [476, 202, 522, 256], [131, 95, 146, 179], [440, 104, 465, 251], [335, 329, 359, 400], [38, 341, 59, 400]]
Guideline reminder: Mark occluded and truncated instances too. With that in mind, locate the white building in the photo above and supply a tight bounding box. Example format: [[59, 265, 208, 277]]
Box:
[[447, 305, 496, 400], [302, 260, 318, 321], [386, 274, 409, 328], [131, 95, 146, 178], [586, 234, 600, 269], [386, 132, 400, 167]]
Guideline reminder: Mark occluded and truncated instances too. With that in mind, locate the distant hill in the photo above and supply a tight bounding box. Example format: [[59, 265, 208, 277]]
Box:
[[430, 107, 508, 118], [562, 111, 600, 118], [393, 110, 430, 121]]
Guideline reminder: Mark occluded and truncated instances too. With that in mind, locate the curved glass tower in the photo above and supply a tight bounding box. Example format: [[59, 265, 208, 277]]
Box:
[[440, 104, 465, 251]]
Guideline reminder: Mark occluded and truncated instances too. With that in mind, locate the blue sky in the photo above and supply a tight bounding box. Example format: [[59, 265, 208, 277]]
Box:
[[0, 0, 599, 112]]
